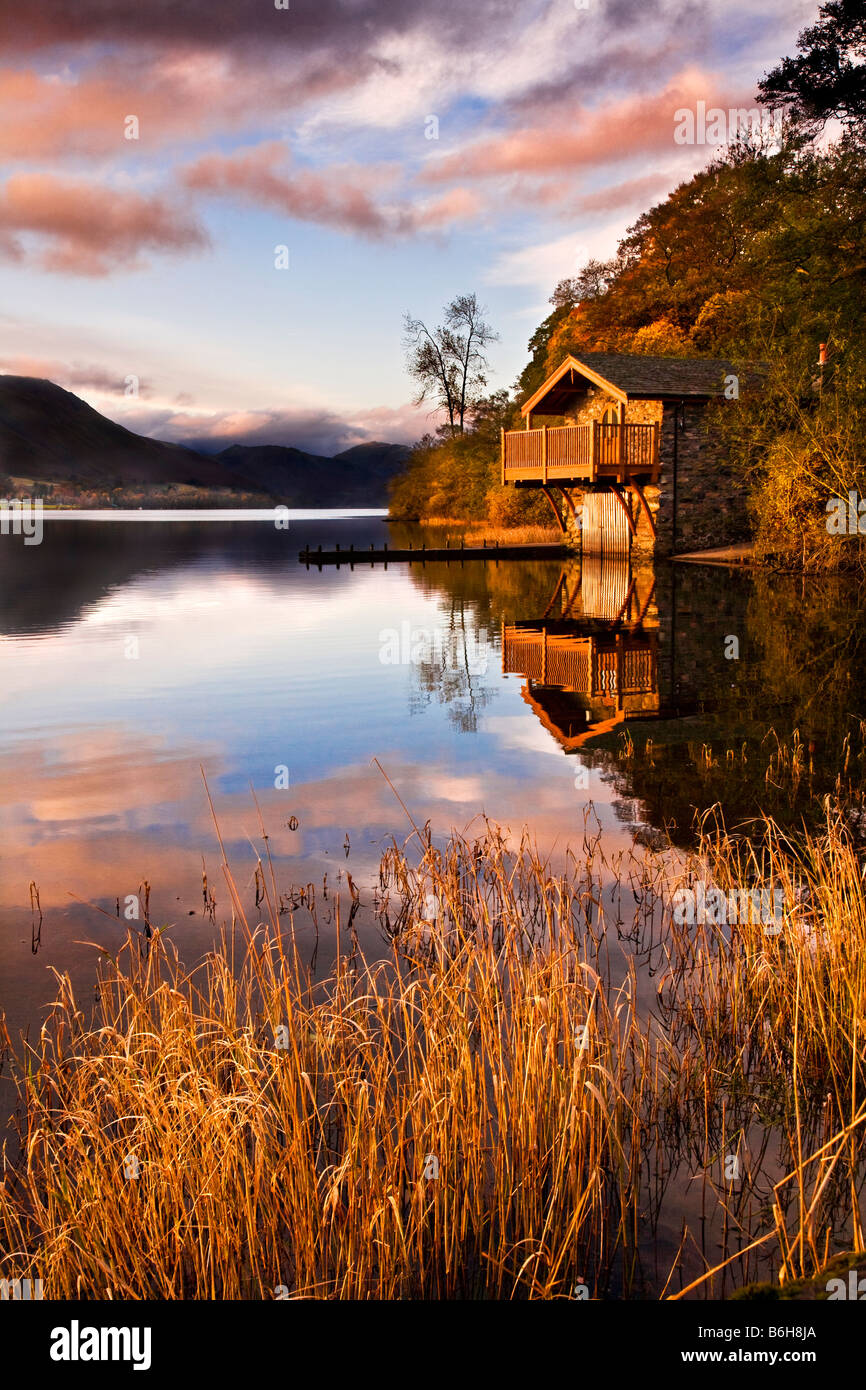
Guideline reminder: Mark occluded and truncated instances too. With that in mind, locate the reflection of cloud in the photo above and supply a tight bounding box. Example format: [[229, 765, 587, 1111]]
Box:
[[0, 728, 212, 824], [420, 774, 486, 805], [0, 727, 220, 911], [482, 714, 569, 759], [0, 740, 627, 912], [77, 577, 237, 629], [247, 758, 624, 857]]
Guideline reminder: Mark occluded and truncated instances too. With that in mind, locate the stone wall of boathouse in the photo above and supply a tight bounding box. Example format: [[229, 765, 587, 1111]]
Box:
[[652, 400, 750, 556], [551, 393, 750, 557]]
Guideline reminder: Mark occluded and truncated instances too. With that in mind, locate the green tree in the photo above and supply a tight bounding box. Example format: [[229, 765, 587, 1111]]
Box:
[[758, 0, 866, 136]]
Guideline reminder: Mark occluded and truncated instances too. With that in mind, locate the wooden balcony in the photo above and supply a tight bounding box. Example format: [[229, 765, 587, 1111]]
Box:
[[502, 625, 658, 701], [501, 420, 659, 486]]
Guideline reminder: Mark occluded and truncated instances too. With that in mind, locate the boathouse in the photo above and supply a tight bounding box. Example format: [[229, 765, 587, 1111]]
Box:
[[501, 353, 752, 555]]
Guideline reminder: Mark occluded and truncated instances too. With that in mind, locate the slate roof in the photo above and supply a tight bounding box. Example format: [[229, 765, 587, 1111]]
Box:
[[522, 353, 764, 415], [575, 354, 737, 397]]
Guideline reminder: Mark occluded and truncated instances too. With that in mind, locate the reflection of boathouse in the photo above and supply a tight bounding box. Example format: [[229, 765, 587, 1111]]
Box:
[[503, 626, 660, 749], [502, 558, 660, 750]]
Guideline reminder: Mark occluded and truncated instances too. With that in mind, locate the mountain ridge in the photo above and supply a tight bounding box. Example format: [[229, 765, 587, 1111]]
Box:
[[0, 375, 410, 504]]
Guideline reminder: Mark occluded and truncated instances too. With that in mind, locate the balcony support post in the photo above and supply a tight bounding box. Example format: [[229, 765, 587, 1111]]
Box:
[[540, 485, 568, 534], [608, 483, 637, 536], [630, 480, 657, 538]]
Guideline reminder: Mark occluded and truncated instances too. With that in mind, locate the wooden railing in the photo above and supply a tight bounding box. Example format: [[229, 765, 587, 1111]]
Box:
[[502, 420, 659, 484], [547, 424, 593, 474], [503, 428, 545, 476]]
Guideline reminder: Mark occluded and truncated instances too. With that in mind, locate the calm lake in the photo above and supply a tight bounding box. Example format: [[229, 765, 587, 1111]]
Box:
[[2, 514, 863, 1293], [3, 510, 863, 1034]]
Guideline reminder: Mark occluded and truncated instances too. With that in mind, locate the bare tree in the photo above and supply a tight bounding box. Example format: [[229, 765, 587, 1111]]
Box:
[[403, 294, 499, 434]]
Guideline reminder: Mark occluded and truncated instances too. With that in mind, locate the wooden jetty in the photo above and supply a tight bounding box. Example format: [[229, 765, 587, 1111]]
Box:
[[298, 540, 569, 568]]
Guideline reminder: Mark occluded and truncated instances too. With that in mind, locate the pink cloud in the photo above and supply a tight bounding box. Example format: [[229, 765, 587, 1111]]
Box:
[[183, 141, 481, 238], [0, 173, 208, 275], [422, 71, 750, 182], [344, 399, 436, 444], [0, 69, 140, 160], [415, 186, 484, 228], [574, 172, 682, 215], [0, 56, 367, 161], [105, 399, 422, 456], [184, 143, 396, 235], [0, 355, 151, 395]]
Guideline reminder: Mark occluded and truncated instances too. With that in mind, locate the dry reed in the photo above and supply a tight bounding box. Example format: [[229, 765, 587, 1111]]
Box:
[[1, 802, 865, 1299]]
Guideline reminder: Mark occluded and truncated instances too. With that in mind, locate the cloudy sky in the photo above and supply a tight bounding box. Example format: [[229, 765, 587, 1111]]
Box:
[[0, 0, 814, 455]]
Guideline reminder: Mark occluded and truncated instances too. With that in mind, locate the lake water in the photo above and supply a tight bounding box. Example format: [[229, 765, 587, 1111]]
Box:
[[1, 515, 863, 1292], [2, 512, 863, 1036]]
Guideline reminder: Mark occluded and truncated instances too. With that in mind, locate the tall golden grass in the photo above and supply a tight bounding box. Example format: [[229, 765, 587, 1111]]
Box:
[[1, 803, 865, 1299], [410, 520, 561, 546]]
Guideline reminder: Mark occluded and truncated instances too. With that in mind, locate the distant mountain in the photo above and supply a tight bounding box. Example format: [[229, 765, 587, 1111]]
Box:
[[0, 375, 410, 503], [0, 376, 236, 489], [217, 441, 410, 505]]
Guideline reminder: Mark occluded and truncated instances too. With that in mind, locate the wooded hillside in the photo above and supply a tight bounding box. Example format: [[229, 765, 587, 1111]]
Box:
[[390, 0, 866, 565]]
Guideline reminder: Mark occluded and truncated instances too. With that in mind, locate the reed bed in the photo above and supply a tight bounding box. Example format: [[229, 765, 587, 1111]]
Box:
[[408, 520, 560, 546], [1, 804, 865, 1299]]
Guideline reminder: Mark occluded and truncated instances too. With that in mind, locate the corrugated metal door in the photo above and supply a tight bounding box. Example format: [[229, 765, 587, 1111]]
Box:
[[581, 492, 631, 556]]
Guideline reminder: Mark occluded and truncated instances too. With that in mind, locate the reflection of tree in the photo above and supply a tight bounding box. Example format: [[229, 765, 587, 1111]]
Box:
[[0, 520, 380, 637], [393, 549, 566, 734], [408, 599, 496, 733], [594, 569, 866, 843], [743, 574, 866, 741], [395, 544, 567, 627], [398, 554, 866, 832]]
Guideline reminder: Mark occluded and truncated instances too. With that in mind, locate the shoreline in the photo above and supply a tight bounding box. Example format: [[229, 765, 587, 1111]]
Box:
[[13, 507, 390, 522], [672, 542, 757, 566]]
